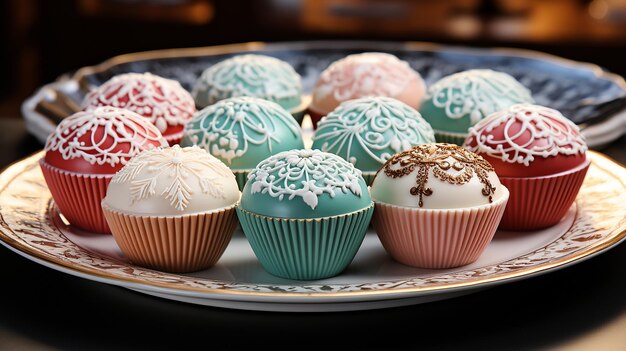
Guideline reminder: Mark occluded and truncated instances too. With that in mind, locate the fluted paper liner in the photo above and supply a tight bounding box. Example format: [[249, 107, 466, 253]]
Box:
[[102, 204, 238, 273], [237, 205, 374, 280], [499, 159, 590, 231], [39, 159, 112, 233], [373, 190, 509, 269], [434, 130, 467, 146], [233, 170, 250, 191]]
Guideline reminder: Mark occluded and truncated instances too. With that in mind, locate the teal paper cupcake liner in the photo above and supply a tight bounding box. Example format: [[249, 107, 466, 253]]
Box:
[[362, 172, 377, 186], [236, 204, 374, 280], [434, 131, 468, 146], [233, 170, 250, 191]]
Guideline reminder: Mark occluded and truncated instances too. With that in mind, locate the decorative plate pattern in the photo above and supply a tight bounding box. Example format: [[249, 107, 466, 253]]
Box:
[[0, 151, 625, 297]]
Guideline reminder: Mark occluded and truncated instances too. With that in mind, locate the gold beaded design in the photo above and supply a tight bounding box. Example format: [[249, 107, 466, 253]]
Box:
[[380, 143, 496, 207]]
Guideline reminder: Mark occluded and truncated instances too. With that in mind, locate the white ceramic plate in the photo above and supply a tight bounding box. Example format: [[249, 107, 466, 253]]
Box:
[[1, 150, 625, 312]]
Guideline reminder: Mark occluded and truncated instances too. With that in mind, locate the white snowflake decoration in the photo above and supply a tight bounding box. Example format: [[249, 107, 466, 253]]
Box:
[[247, 149, 363, 210]]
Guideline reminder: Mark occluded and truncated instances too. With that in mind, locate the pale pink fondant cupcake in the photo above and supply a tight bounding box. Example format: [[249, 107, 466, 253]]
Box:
[[370, 143, 509, 268]]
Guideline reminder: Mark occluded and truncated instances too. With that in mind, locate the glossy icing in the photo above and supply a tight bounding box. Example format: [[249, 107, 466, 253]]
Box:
[[192, 54, 302, 110], [310, 52, 426, 115], [182, 97, 304, 170], [81, 73, 196, 139], [240, 149, 371, 218], [420, 69, 534, 134], [371, 143, 505, 209], [464, 103, 588, 177], [44, 107, 168, 174], [104, 145, 239, 215], [312, 97, 435, 173]]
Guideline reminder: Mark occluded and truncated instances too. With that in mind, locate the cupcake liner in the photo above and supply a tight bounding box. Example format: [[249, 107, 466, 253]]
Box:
[[498, 159, 590, 231], [372, 190, 509, 269], [102, 203, 239, 273], [233, 170, 250, 191], [434, 130, 468, 145], [39, 159, 112, 233], [236, 205, 374, 280]]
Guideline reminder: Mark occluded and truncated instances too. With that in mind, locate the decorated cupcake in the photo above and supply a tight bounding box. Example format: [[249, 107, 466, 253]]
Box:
[[464, 103, 589, 230], [181, 96, 305, 190], [102, 145, 240, 272], [312, 96, 435, 184], [420, 69, 534, 145], [81, 72, 196, 145], [237, 149, 374, 280], [192, 54, 307, 124], [370, 143, 509, 268], [40, 107, 168, 233], [309, 52, 426, 129]]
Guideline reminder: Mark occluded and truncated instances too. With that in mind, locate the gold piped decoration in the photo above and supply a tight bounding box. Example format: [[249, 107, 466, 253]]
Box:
[[381, 143, 496, 207]]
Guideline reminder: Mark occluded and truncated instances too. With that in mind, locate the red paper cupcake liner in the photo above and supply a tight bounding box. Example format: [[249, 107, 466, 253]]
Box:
[[102, 204, 238, 273], [498, 159, 590, 231], [372, 190, 509, 269], [39, 159, 112, 233]]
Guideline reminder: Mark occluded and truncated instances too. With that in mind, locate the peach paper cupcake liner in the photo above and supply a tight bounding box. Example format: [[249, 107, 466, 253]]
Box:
[[372, 189, 509, 269], [498, 159, 590, 231], [39, 159, 112, 233], [102, 203, 238, 273]]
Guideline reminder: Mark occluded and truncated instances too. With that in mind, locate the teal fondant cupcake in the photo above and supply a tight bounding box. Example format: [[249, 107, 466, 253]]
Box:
[[419, 69, 534, 145], [237, 149, 374, 280], [182, 97, 304, 190], [312, 97, 435, 184], [191, 54, 307, 124]]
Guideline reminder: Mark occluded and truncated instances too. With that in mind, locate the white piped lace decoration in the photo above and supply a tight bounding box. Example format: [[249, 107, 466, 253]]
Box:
[[426, 69, 534, 124], [247, 149, 363, 210], [45, 107, 167, 167], [82, 72, 195, 133], [192, 54, 302, 106], [466, 104, 588, 166], [184, 97, 301, 164], [313, 97, 435, 165], [113, 145, 229, 211]]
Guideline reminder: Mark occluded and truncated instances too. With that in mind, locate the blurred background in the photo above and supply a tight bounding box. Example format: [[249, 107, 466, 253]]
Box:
[[3, 0, 626, 120]]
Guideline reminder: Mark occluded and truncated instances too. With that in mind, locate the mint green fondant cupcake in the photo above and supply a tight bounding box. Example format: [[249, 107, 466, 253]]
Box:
[[191, 54, 307, 124], [312, 96, 435, 184], [419, 69, 534, 145], [237, 149, 374, 280], [182, 96, 304, 190]]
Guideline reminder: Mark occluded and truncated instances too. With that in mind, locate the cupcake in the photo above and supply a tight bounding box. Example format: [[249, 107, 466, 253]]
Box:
[[312, 96, 435, 184], [309, 52, 426, 128], [101, 145, 240, 272], [40, 107, 168, 233], [370, 143, 509, 268], [192, 54, 307, 124], [181, 96, 305, 190], [464, 103, 589, 230], [81, 72, 196, 145], [420, 69, 534, 145], [237, 149, 374, 280]]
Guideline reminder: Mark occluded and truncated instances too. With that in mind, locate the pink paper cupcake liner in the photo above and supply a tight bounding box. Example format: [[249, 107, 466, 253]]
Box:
[[372, 189, 509, 269], [102, 204, 238, 273], [39, 159, 112, 233], [498, 158, 590, 231]]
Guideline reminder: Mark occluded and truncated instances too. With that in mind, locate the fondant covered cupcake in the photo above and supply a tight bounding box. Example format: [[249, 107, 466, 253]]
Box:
[[420, 69, 534, 145], [312, 96, 435, 184], [181, 96, 305, 189], [464, 103, 589, 230], [81, 72, 196, 145], [371, 143, 509, 268], [102, 145, 240, 272], [237, 149, 374, 280], [309, 52, 426, 128], [40, 107, 168, 233], [192, 54, 306, 123]]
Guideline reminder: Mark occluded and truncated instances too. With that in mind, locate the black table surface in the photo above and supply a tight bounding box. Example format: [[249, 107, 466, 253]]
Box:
[[1, 117, 625, 350]]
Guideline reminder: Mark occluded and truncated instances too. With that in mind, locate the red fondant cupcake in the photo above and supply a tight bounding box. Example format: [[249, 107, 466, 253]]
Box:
[[40, 106, 168, 233], [464, 103, 589, 230], [81, 72, 196, 145]]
